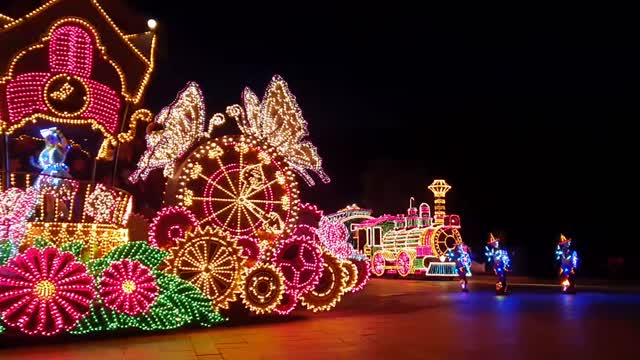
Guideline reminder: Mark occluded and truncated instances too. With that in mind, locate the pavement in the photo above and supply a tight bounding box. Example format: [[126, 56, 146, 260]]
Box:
[[1, 276, 639, 359]]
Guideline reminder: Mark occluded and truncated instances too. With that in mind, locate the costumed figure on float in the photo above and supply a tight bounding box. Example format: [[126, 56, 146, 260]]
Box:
[[485, 233, 511, 295], [448, 243, 471, 291], [556, 234, 578, 294], [30, 127, 73, 220]]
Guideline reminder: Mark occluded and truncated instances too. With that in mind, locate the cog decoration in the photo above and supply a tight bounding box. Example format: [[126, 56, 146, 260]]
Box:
[[236, 236, 261, 268], [300, 252, 348, 312], [293, 202, 323, 237], [241, 263, 285, 315], [341, 260, 359, 293], [226, 75, 330, 186], [272, 234, 324, 295], [171, 135, 300, 243], [165, 227, 245, 310], [273, 290, 298, 315], [148, 206, 199, 249], [350, 258, 371, 293]]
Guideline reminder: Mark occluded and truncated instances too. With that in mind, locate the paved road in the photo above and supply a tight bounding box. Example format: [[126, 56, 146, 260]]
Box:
[[1, 277, 639, 359]]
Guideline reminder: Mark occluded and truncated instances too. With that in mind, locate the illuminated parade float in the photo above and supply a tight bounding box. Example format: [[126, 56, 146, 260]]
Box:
[[352, 179, 467, 278], [0, 0, 370, 337]]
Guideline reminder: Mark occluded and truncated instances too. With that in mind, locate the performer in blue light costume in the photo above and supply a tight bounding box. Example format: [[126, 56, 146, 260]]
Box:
[[30, 127, 72, 221], [485, 233, 511, 295], [30, 127, 72, 188], [556, 234, 578, 294], [448, 243, 472, 291]]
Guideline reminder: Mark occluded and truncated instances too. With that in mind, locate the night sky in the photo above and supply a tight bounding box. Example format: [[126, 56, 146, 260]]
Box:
[[2, 2, 635, 277]]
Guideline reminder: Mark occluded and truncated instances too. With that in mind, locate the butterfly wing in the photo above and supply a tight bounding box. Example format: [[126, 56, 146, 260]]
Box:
[[238, 87, 263, 138], [130, 82, 205, 182], [286, 141, 330, 186], [259, 75, 308, 152]]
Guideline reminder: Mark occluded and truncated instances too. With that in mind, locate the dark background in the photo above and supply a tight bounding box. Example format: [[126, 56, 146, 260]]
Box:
[[2, 1, 635, 278]]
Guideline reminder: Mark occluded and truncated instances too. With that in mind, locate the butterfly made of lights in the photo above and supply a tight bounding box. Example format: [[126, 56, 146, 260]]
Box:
[[228, 75, 330, 186]]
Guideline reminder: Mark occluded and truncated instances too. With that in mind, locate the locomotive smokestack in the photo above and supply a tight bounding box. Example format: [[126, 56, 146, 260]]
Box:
[[428, 179, 452, 225]]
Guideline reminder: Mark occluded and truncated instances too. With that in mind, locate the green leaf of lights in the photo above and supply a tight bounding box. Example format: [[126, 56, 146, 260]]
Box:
[[87, 241, 167, 276], [59, 241, 85, 258], [103, 241, 167, 268], [70, 272, 225, 334], [0, 242, 16, 266], [71, 242, 224, 335], [33, 237, 55, 249]]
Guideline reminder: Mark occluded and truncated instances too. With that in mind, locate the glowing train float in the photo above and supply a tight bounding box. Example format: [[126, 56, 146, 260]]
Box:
[[350, 180, 468, 278], [0, 0, 369, 338]]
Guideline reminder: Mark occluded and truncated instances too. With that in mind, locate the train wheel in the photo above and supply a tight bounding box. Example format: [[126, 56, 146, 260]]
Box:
[[371, 251, 386, 277], [396, 250, 413, 277]]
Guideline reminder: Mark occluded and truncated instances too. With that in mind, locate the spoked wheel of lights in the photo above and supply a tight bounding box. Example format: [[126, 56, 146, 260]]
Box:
[[173, 135, 300, 242], [241, 263, 285, 314], [431, 228, 463, 257], [300, 252, 348, 312], [371, 251, 386, 277], [165, 227, 245, 310], [396, 250, 414, 277], [341, 260, 359, 292], [272, 235, 324, 295]]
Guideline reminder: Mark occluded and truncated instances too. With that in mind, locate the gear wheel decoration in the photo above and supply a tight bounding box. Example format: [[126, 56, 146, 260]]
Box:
[[341, 260, 359, 293], [148, 206, 199, 249], [240, 263, 285, 314], [300, 252, 348, 312], [350, 258, 371, 293], [236, 236, 261, 268], [273, 290, 298, 315], [165, 227, 245, 310], [271, 234, 324, 295]]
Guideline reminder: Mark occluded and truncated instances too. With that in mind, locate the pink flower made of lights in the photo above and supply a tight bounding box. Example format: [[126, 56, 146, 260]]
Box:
[[99, 260, 159, 316], [317, 217, 353, 260], [0, 187, 39, 245], [0, 247, 95, 336], [272, 235, 324, 295], [148, 206, 199, 249]]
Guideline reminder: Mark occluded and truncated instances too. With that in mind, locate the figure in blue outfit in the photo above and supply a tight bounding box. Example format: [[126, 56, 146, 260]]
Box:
[[485, 233, 511, 295], [30, 127, 72, 187], [448, 244, 472, 291], [556, 234, 578, 294], [30, 127, 72, 220]]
